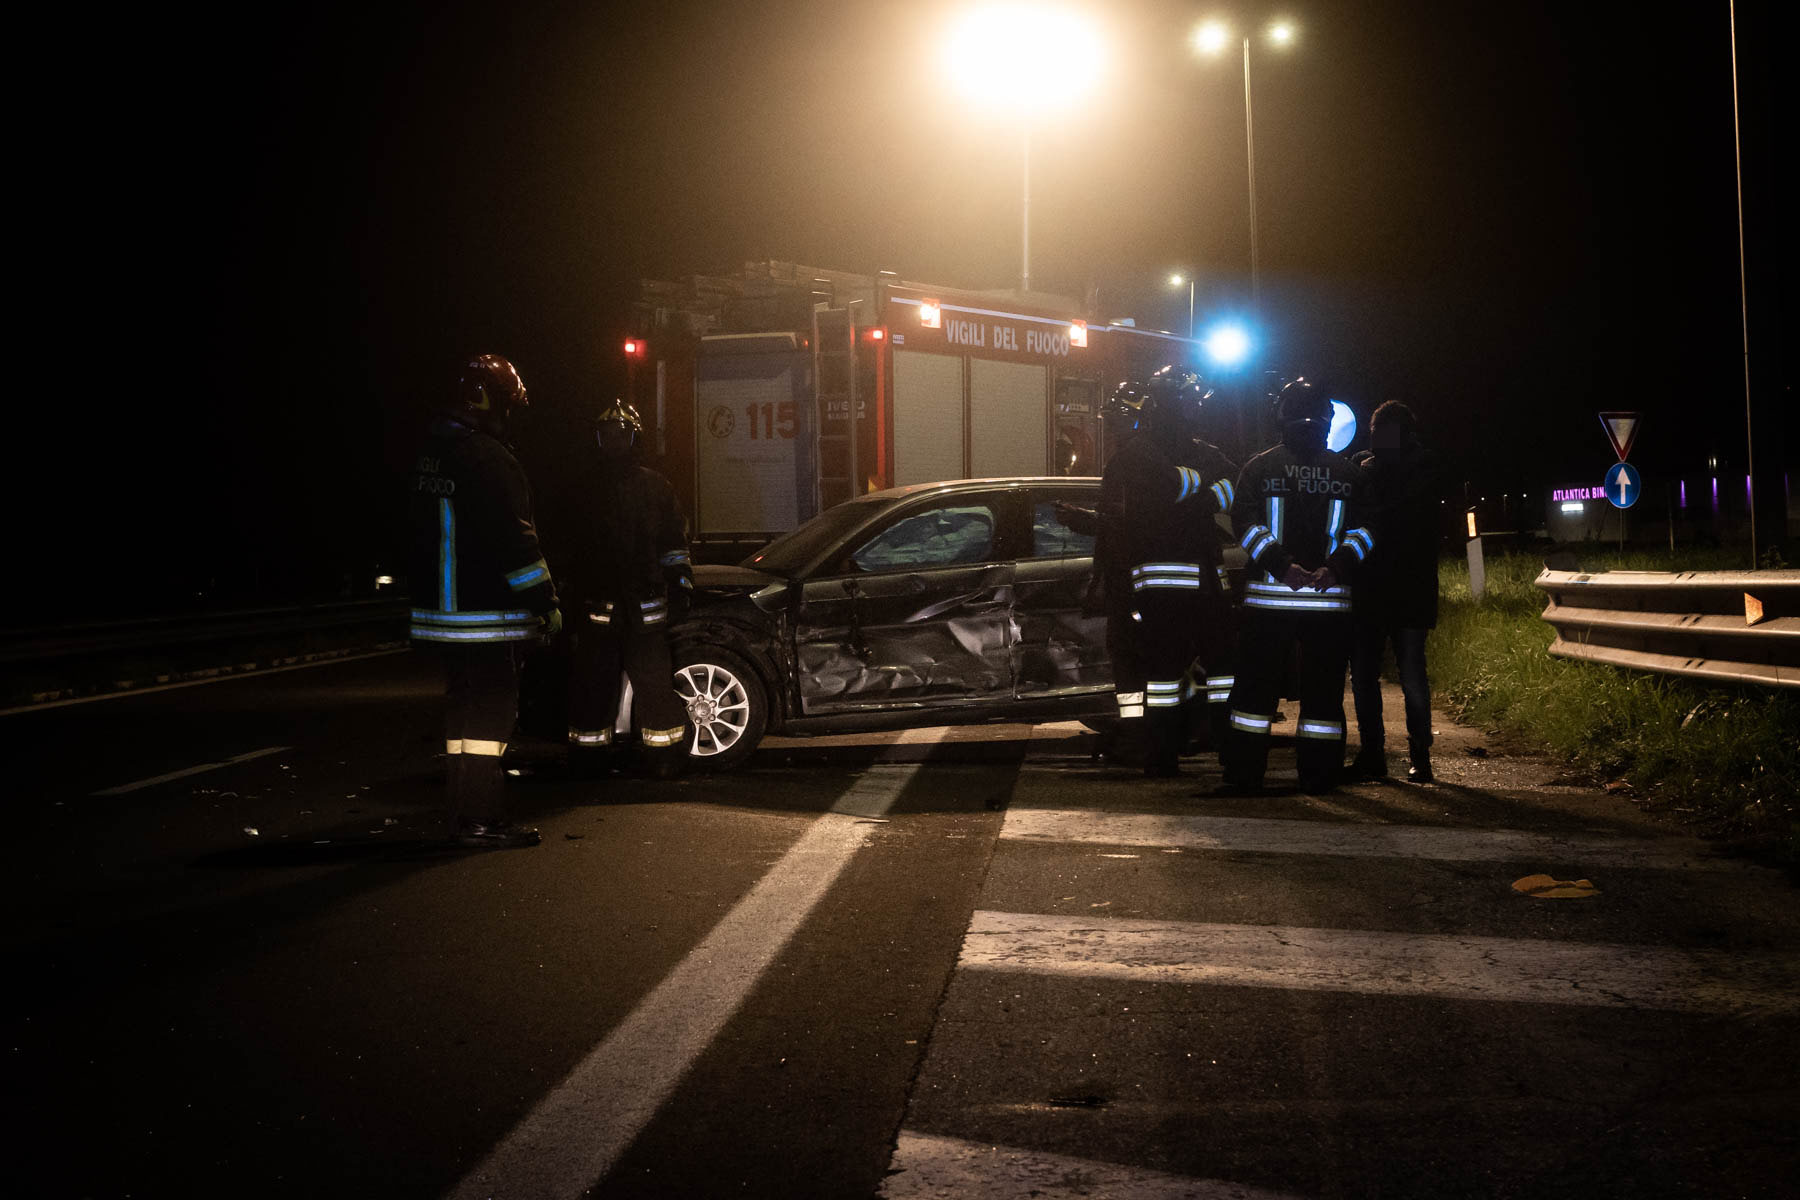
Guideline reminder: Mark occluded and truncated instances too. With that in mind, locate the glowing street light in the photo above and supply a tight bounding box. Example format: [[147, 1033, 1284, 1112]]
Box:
[[1191, 15, 1301, 310], [943, 4, 1107, 292], [1169, 273, 1196, 339]]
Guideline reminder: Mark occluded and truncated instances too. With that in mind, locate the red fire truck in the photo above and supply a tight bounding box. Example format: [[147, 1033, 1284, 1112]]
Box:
[[630, 261, 1202, 555]]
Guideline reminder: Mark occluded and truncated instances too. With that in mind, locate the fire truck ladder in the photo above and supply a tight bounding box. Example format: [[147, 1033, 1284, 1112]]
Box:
[[812, 304, 859, 511]]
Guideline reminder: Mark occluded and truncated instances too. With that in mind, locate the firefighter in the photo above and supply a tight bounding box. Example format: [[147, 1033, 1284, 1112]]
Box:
[[407, 354, 560, 849], [1102, 365, 1239, 777], [1222, 378, 1375, 794], [565, 398, 693, 777]]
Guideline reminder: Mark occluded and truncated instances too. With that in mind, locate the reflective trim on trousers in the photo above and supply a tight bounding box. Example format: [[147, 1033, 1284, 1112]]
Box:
[[1297, 719, 1345, 741], [640, 724, 687, 748], [1230, 709, 1273, 735], [1206, 674, 1236, 704], [568, 728, 614, 746], [462, 739, 506, 757], [1146, 680, 1183, 708]]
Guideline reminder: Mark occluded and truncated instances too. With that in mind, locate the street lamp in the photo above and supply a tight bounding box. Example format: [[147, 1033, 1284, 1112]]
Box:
[[1191, 16, 1300, 310], [1169, 273, 1196, 338], [943, 4, 1106, 292]]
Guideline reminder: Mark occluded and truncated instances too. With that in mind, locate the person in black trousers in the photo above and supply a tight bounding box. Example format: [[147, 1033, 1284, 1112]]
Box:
[[1348, 401, 1442, 782]]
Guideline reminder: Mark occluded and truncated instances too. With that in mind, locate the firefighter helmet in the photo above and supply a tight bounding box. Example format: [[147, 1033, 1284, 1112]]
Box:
[[452, 354, 527, 428], [1143, 364, 1212, 421], [1105, 378, 1151, 430], [1276, 376, 1329, 425], [595, 398, 643, 435]]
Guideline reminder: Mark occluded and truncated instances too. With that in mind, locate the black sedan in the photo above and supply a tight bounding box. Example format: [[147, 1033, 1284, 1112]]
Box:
[[666, 477, 1116, 769]]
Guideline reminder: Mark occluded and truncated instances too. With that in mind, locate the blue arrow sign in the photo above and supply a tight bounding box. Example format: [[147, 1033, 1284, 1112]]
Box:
[[1604, 461, 1642, 509]]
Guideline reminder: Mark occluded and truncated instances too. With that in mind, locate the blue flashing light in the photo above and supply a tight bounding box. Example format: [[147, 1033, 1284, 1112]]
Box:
[[1327, 399, 1357, 453], [1202, 322, 1252, 367]]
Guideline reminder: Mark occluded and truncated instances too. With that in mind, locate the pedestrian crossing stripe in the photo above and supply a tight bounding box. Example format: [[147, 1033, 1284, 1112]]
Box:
[[999, 809, 1756, 872], [957, 910, 1800, 1015]]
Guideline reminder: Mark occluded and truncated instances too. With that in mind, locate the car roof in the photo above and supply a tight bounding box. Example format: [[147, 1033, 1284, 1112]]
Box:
[[858, 476, 1100, 504]]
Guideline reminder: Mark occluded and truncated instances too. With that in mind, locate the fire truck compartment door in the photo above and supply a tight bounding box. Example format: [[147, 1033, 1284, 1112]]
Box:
[[970, 359, 1047, 478], [695, 349, 812, 536], [795, 500, 1014, 713], [892, 350, 964, 486]]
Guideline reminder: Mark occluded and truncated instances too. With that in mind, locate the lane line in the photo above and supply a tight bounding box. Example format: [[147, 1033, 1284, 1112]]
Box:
[[447, 729, 949, 1200], [2, 646, 410, 717], [959, 910, 1800, 1015], [1001, 808, 1756, 872], [89, 746, 293, 797], [880, 1130, 1306, 1200]]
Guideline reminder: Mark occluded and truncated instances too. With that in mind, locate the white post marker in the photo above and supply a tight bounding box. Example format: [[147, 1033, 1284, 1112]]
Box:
[[447, 729, 949, 1200], [1466, 534, 1486, 600]]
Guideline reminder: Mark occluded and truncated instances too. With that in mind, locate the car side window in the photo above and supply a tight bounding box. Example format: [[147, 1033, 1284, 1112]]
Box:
[[850, 504, 997, 572], [1030, 499, 1098, 559]]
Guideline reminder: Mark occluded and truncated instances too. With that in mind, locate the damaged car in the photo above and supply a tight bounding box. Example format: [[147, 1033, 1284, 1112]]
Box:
[[667, 477, 1118, 769]]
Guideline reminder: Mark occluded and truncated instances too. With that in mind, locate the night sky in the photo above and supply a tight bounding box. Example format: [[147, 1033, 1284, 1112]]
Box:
[[18, 1, 1789, 624]]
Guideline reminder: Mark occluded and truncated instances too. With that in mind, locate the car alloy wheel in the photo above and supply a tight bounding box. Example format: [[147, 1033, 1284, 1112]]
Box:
[[673, 660, 754, 758]]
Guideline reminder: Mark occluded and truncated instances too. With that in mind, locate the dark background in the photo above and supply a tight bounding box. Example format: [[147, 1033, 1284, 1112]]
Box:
[[15, 0, 1790, 624]]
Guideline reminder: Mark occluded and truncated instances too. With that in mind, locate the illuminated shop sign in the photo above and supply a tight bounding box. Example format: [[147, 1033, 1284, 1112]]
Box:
[[1552, 486, 1605, 502]]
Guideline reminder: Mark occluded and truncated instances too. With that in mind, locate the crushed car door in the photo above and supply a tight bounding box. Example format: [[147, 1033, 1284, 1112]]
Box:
[[1012, 489, 1112, 697], [795, 496, 1015, 713]]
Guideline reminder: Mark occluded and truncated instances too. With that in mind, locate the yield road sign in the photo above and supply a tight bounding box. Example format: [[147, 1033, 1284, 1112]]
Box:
[[1605, 461, 1642, 509], [1599, 412, 1641, 461]]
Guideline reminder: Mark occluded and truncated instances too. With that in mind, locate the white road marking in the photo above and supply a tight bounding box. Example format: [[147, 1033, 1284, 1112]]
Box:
[[959, 910, 1800, 1015], [880, 1130, 1306, 1199], [447, 729, 948, 1200], [1001, 808, 1755, 872], [89, 746, 292, 797], [0, 646, 409, 716]]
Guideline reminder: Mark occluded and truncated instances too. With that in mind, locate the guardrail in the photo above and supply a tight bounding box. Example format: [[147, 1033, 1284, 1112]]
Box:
[[1, 599, 411, 709], [1536, 569, 1800, 688]]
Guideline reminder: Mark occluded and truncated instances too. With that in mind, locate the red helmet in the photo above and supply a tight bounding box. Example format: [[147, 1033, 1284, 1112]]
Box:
[[452, 354, 527, 428]]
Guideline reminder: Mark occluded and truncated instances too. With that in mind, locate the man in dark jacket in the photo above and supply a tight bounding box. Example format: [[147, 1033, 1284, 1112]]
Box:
[[1101, 366, 1239, 776], [1223, 378, 1375, 794], [408, 354, 560, 849], [565, 399, 693, 776], [1348, 401, 1441, 782]]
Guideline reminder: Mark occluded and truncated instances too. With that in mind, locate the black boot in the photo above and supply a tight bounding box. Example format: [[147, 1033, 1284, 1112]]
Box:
[[1347, 747, 1388, 782], [1407, 743, 1434, 783]]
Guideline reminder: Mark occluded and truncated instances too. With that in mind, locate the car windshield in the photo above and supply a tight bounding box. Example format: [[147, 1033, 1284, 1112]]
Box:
[[742, 495, 899, 575]]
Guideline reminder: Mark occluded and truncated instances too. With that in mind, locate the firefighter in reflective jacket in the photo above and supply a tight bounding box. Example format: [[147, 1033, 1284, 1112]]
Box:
[[1223, 378, 1375, 794], [407, 354, 560, 849], [566, 399, 693, 775], [1101, 365, 1239, 776]]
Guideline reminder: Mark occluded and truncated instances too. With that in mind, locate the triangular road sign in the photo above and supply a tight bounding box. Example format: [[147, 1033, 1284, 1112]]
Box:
[[1599, 411, 1641, 461]]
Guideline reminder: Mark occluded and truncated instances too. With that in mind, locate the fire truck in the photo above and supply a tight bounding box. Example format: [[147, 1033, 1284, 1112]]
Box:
[[627, 260, 1205, 556]]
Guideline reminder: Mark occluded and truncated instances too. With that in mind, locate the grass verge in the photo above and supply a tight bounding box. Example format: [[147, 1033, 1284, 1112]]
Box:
[[1428, 546, 1799, 861]]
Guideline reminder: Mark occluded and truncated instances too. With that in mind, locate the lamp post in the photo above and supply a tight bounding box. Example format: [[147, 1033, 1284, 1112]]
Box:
[[1192, 17, 1298, 312], [943, 4, 1105, 293], [1169, 273, 1196, 339]]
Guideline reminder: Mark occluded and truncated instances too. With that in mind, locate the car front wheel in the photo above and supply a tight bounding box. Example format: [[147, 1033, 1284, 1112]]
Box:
[[672, 645, 768, 771]]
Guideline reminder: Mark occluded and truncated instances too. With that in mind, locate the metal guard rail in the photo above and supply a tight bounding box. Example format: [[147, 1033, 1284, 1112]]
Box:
[[0, 598, 409, 664], [1536, 569, 1800, 689]]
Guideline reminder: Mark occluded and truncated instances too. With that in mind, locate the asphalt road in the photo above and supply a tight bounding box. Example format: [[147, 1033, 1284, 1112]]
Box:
[[5, 650, 1796, 1199]]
